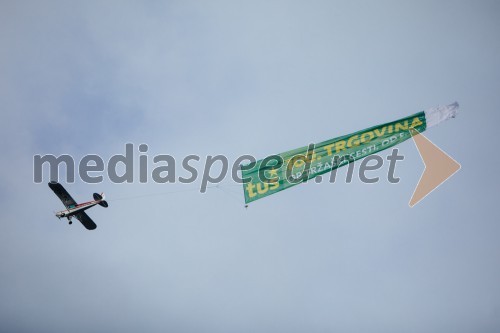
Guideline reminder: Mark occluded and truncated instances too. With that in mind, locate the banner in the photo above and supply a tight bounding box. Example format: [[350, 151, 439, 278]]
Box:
[[241, 103, 458, 204]]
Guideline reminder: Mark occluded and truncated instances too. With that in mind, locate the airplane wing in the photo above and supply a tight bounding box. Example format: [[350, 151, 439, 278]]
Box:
[[74, 211, 97, 230], [48, 181, 77, 208]]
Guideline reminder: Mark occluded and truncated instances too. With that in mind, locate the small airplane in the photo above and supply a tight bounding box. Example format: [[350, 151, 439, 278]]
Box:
[[48, 181, 108, 230]]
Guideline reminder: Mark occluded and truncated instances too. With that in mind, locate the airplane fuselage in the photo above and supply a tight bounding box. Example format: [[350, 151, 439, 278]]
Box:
[[55, 199, 103, 219]]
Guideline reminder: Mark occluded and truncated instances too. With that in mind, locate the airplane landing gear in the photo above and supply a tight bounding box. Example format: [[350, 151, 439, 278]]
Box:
[[69, 221, 72, 225]]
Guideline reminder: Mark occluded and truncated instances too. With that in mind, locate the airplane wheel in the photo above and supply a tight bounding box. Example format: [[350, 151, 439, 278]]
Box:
[[69, 221, 72, 225]]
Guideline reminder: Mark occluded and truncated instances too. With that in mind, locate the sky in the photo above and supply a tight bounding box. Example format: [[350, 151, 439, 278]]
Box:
[[1, 1, 500, 332]]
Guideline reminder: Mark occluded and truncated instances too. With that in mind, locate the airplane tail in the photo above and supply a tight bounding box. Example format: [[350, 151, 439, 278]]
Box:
[[93, 192, 109, 208]]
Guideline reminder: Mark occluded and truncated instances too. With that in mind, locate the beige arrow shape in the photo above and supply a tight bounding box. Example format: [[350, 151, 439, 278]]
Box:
[[409, 128, 461, 207]]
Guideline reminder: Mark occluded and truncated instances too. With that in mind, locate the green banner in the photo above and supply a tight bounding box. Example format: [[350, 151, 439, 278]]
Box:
[[241, 111, 427, 204]]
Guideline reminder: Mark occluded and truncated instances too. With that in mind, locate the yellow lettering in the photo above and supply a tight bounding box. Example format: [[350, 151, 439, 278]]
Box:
[[347, 135, 360, 147], [335, 140, 346, 153], [267, 168, 278, 178], [410, 117, 423, 128], [264, 168, 279, 183], [374, 127, 387, 137], [294, 159, 305, 167], [270, 180, 280, 190], [395, 120, 408, 132], [324, 144, 335, 156], [256, 182, 269, 194], [246, 182, 257, 198], [360, 131, 375, 143]]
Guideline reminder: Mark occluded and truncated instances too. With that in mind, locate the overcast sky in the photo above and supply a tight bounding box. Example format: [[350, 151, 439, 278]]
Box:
[[1, 1, 500, 332]]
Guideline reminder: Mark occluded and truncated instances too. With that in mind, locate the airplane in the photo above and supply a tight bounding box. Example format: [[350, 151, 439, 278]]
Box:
[[48, 181, 108, 230]]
